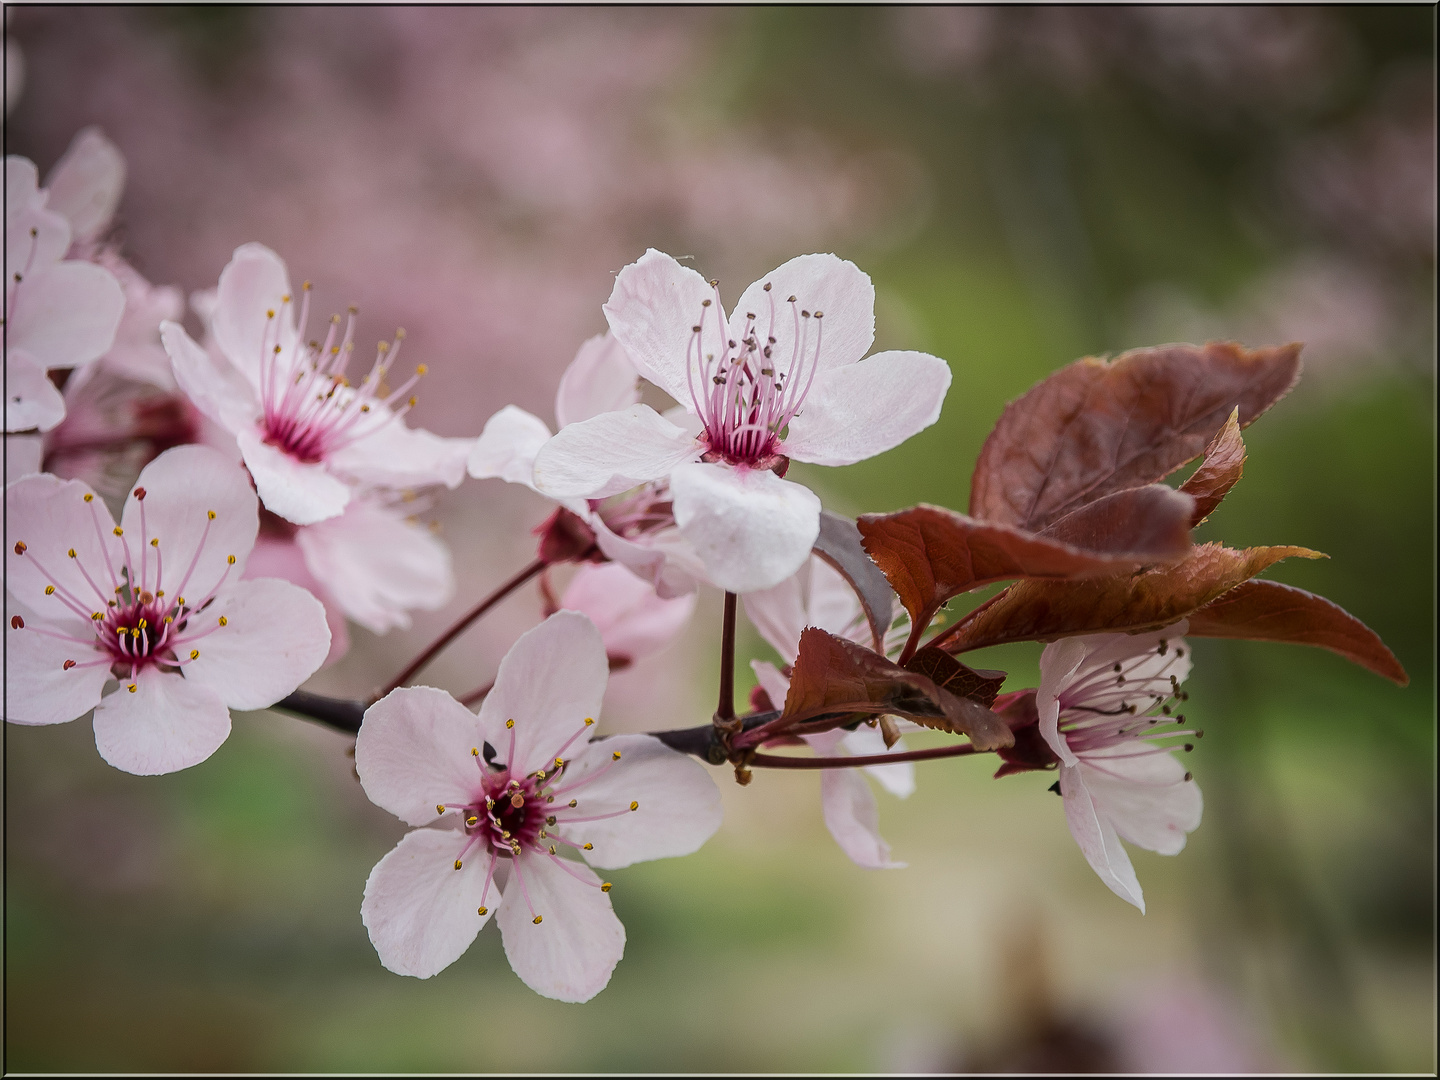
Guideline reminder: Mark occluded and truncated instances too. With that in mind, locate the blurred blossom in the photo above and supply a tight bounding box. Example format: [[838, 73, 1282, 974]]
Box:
[[1112, 975, 1284, 1072], [555, 561, 696, 669]]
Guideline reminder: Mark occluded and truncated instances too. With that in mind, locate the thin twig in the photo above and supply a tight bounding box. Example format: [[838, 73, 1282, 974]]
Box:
[[374, 557, 546, 700], [713, 591, 738, 727], [747, 741, 979, 770]]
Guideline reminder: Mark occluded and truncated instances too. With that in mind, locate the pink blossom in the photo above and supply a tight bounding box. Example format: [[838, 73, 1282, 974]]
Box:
[[555, 561, 695, 667], [1036, 624, 1203, 911], [356, 611, 722, 1000], [5, 444, 331, 774], [746, 556, 916, 869], [159, 243, 474, 525], [533, 250, 952, 592], [5, 155, 125, 432]]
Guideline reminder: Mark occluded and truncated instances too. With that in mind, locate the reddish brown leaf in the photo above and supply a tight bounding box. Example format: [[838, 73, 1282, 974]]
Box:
[[905, 646, 1007, 708], [812, 510, 894, 651], [1037, 484, 1195, 556], [970, 342, 1301, 531], [1185, 579, 1408, 686], [782, 627, 1013, 750], [858, 502, 1189, 631], [1178, 408, 1246, 527], [947, 542, 1324, 653]]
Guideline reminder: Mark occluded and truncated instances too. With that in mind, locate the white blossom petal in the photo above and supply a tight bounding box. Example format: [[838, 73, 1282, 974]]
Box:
[[467, 404, 552, 488], [591, 515, 706, 599], [357, 686, 488, 827], [4, 432, 44, 481], [5, 471, 125, 612], [8, 261, 125, 370], [160, 320, 258, 433], [236, 426, 352, 525], [533, 404, 698, 499], [727, 253, 875, 373], [3, 616, 110, 726], [326, 418, 473, 491], [818, 765, 905, 870], [840, 724, 916, 798], [1037, 636, 1089, 767], [1060, 762, 1146, 911], [6, 157, 70, 272], [91, 664, 231, 775], [601, 248, 715, 405], [1079, 749, 1202, 856], [554, 333, 641, 429], [213, 242, 296, 386], [4, 349, 67, 432], [44, 127, 125, 242]]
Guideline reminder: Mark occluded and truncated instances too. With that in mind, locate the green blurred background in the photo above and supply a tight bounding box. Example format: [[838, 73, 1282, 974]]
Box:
[[5, 6, 1434, 1071]]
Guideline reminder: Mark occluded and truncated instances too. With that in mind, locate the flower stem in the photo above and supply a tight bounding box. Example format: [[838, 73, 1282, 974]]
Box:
[[374, 557, 546, 701], [747, 742, 979, 770], [713, 591, 738, 729]]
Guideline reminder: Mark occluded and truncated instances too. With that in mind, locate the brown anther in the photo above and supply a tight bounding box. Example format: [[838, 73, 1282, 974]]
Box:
[[10, 616, 23, 629], [568, 799, 577, 808], [787, 294, 797, 302], [13, 541, 26, 554], [63, 659, 76, 670], [1184, 771, 1193, 782], [546, 816, 556, 826]]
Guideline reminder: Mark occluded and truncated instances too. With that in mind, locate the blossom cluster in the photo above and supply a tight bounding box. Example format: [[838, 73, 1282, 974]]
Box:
[[4, 130, 1407, 1003]]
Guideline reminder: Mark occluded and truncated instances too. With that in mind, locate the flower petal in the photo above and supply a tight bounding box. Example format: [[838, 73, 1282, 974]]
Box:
[[1078, 750, 1202, 856], [477, 611, 608, 777], [244, 533, 349, 666], [1037, 636, 1089, 767], [5, 470, 124, 612], [749, 659, 792, 713], [669, 461, 821, 593], [8, 261, 125, 369], [554, 333, 641, 429], [44, 127, 125, 243], [559, 562, 696, 665], [726, 253, 875, 373], [4, 616, 110, 725], [179, 577, 329, 710], [819, 765, 905, 869], [554, 733, 723, 870], [236, 426, 352, 525], [124, 444, 260, 599], [601, 248, 715, 405], [533, 404, 698, 500], [326, 418, 473, 491], [1060, 762, 1145, 911], [4, 349, 68, 433], [356, 686, 488, 827], [840, 724, 916, 798], [5, 432, 44, 481], [361, 825, 496, 979], [466, 404, 551, 488], [160, 320, 259, 433], [741, 568, 807, 664], [92, 664, 231, 775], [782, 351, 951, 467], [6, 157, 70, 272], [590, 515, 706, 599], [297, 499, 454, 634], [498, 851, 625, 1003], [213, 242, 296, 386]]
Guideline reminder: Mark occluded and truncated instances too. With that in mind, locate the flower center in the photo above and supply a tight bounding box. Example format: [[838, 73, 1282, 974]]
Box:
[[11, 486, 238, 686], [256, 288, 426, 465], [686, 280, 822, 468], [436, 717, 636, 924], [1059, 640, 1201, 772]]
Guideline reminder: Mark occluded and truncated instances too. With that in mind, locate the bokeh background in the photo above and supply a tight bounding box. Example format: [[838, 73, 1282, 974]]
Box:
[[4, 6, 1433, 1072]]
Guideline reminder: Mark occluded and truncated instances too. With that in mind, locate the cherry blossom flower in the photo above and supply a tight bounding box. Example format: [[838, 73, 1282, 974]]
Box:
[[244, 495, 455, 666], [553, 561, 696, 668], [5, 156, 125, 433], [159, 243, 474, 525], [1036, 623, 1203, 912], [355, 611, 723, 1001], [469, 331, 708, 597], [4, 444, 331, 774], [532, 249, 952, 592], [746, 555, 916, 869]]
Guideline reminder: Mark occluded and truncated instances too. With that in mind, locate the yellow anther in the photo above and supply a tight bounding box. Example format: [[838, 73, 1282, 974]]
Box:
[[377, 341, 389, 353], [274, 345, 282, 354], [83, 493, 93, 502], [554, 757, 564, 768], [396, 328, 406, 339], [415, 364, 428, 376], [163, 616, 173, 624], [303, 281, 312, 291], [466, 816, 479, 827], [407, 396, 417, 407], [68, 548, 76, 558], [629, 801, 639, 811], [91, 612, 102, 620], [207, 511, 216, 520], [612, 751, 622, 761], [189, 649, 199, 660], [131, 628, 140, 638], [601, 883, 612, 893], [436, 804, 446, 815], [45, 585, 55, 595], [471, 747, 479, 756], [281, 294, 291, 303], [546, 816, 556, 826], [156, 590, 164, 598], [127, 683, 137, 693], [227, 554, 236, 564], [218, 615, 228, 626], [568, 800, 577, 808], [548, 845, 556, 855], [454, 860, 463, 870], [112, 527, 123, 536], [477, 906, 488, 916], [138, 618, 148, 628], [360, 404, 370, 413], [266, 309, 275, 318], [532, 915, 542, 925], [582, 843, 593, 850], [584, 718, 594, 726], [150, 538, 159, 547], [176, 596, 185, 606], [506, 719, 515, 729]]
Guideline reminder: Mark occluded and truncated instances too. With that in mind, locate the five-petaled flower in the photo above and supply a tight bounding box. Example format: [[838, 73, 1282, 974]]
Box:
[[533, 249, 952, 593], [160, 243, 473, 525], [1036, 623, 1204, 912], [4, 444, 331, 774], [355, 610, 723, 1001]]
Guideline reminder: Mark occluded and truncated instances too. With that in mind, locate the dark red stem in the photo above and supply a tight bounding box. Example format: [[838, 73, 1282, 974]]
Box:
[[747, 741, 979, 769]]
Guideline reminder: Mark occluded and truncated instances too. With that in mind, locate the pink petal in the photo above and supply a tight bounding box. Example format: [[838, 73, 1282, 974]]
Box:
[[726, 253, 875, 373], [749, 659, 791, 713], [361, 825, 495, 979], [44, 127, 125, 243], [244, 533, 349, 665], [4, 613, 110, 725], [1060, 762, 1145, 911], [1079, 750, 1202, 856], [124, 444, 260, 596], [92, 664, 231, 775], [6, 157, 70, 272], [4, 349, 68, 432], [554, 333, 641, 429], [326, 418, 473, 491], [741, 569, 808, 664], [601, 248, 714, 405], [559, 562, 696, 665], [668, 461, 821, 593], [213, 242, 296, 385], [497, 850, 625, 1003], [819, 765, 905, 869], [179, 577, 329, 710], [783, 351, 951, 467], [236, 426, 352, 525], [5, 432, 44, 481], [477, 611, 609, 777], [297, 499, 454, 635], [8, 260, 125, 369], [553, 734, 722, 870], [590, 515, 706, 599], [1037, 637, 1090, 766], [532, 404, 698, 500], [356, 686, 487, 827], [5, 471, 124, 613], [466, 404, 551, 488], [160, 320, 259, 432], [840, 725, 916, 798]]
